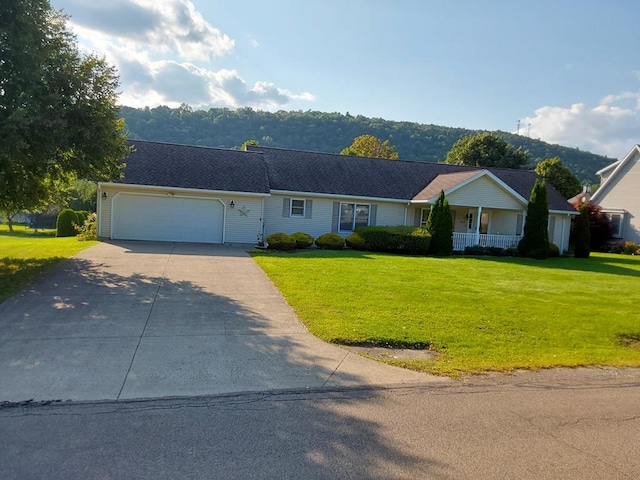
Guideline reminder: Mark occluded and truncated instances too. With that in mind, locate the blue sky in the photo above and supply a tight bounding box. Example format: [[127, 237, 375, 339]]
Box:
[[51, 0, 640, 158]]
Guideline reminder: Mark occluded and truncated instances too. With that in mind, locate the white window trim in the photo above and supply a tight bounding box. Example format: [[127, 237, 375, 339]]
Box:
[[602, 210, 625, 238], [420, 208, 429, 227], [290, 198, 306, 217], [339, 202, 371, 232]]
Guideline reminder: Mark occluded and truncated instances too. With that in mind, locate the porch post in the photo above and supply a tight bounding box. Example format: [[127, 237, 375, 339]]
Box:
[[475, 206, 482, 245]]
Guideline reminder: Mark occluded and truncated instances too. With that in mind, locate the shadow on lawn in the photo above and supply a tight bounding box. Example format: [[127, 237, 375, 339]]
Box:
[[469, 253, 640, 278]]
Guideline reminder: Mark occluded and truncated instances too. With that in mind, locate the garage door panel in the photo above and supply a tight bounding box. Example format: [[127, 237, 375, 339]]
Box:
[[112, 194, 223, 243]]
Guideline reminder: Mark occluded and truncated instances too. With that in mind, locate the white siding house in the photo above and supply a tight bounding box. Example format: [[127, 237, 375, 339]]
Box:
[[97, 141, 576, 252], [592, 145, 640, 244]]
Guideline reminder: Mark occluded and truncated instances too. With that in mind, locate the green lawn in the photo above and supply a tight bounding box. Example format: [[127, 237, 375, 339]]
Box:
[[252, 249, 640, 376], [0, 224, 97, 303]]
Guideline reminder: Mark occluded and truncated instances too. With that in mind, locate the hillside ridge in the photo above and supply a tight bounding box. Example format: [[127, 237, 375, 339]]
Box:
[[120, 106, 614, 183]]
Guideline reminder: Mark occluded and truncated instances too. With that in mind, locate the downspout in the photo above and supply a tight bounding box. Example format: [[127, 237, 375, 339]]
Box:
[[560, 215, 566, 253], [403, 203, 409, 226]]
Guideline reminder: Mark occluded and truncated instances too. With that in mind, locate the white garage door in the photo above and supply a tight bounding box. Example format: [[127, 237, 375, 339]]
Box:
[[112, 193, 224, 243]]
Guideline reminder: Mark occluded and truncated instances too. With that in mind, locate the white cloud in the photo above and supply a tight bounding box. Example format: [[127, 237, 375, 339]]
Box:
[[58, 0, 233, 61], [112, 51, 315, 109], [54, 0, 315, 110], [521, 89, 640, 158]]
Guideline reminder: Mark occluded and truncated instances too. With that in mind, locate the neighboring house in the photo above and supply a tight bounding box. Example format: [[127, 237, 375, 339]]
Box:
[[591, 144, 640, 244], [97, 140, 575, 251]]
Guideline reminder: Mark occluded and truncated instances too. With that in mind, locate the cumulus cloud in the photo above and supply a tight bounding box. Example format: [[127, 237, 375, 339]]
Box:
[[54, 0, 315, 110], [521, 89, 640, 159], [112, 51, 315, 109], [57, 0, 234, 60]]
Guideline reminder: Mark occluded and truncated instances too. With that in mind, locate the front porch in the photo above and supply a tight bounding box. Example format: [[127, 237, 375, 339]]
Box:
[[452, 232, 521, 251]]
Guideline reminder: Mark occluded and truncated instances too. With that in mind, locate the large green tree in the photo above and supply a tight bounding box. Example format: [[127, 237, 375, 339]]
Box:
[[0, 0, 130, 228], [341, 134, 399, 159], [444, 132, 530, 169], [534, 157, 582, 199], [517, 179, 549, 259]]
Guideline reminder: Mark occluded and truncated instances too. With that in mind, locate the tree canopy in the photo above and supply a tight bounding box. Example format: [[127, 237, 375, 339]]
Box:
[[534, 157, 582, 199], [340, 134, 399, 159], [0, 0, 130, 224], [444, 132, 531, 169]]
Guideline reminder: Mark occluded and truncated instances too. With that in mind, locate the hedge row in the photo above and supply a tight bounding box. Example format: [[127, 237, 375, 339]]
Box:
[[347, 226, 431, 255], [56, 208, 91, 237]]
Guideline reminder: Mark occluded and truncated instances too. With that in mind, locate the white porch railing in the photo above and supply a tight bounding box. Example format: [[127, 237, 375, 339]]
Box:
[[453, 233, 521, 251]]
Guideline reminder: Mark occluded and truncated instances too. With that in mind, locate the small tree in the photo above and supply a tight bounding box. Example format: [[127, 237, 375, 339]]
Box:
[[573, 204, 590, 258], [534, 157, 582, 199], [444, 132, 530, 169], [341, 134, 399, 159], [569, 200, 612, 252], [426, 190, 453, 256], [518, 179, 549, 259]]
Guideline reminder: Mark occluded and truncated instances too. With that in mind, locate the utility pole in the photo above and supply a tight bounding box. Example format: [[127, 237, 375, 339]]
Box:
[[517, 120, 520, 135], [527, 123, 531, 137]]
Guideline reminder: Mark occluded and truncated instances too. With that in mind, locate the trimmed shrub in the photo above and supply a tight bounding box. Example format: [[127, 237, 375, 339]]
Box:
[[56, 208, 79, 237], [291, 232, 314, 249], [462, 246, 506, 257], [548, 242, 560, 257], [315, 233, 345, 250], [353, 226, 431, 254], [345, 232, 366, 250], [75, 210, 90, 227], [265, 232, 297, 251]]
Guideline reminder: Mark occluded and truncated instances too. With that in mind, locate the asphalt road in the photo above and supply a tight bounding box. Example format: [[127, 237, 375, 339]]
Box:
[[2, 369, 639, 480]]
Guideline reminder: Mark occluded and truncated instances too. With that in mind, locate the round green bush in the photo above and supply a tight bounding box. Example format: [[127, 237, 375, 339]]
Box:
[[291, 232, 314, 249], [315, 232, 345, 250], [265, 232, 297, 251], [56, 208, 79, 237], [548, 242, 560, 257], [345, 232, 366, 250], [75, 210, 89, 227]]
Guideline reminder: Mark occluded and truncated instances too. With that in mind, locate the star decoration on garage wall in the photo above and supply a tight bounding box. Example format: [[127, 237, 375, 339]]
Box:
[[238, 205, 250, 217]]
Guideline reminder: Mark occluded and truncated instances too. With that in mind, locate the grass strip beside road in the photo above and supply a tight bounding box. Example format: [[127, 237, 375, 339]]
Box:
[[252, 249, 640, 376], [0, 225, 96, 303]]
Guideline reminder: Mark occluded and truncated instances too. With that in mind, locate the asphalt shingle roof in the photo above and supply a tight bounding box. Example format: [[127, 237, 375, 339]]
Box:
[[118, 140, 270, 194], [116, 141, 574, 213]]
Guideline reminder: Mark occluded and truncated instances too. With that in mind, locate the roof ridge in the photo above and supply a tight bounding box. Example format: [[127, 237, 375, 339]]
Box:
[[128, 139, 264, 156]]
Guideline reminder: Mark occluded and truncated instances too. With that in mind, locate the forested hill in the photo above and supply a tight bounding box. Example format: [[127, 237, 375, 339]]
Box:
[[120, 106, 613, 183]]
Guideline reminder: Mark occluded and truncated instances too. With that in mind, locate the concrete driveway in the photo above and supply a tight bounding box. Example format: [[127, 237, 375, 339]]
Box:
[[0, 241, 446, 402]]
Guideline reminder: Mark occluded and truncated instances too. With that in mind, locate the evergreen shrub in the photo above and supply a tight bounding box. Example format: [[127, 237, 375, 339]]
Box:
[[315, 233, 345, 250], [354, 226, 431, 254], [291, 232, 314, 249], [265, 232, 297, 251], [56, 209, 79, 237], [345, 232, 366, 250]]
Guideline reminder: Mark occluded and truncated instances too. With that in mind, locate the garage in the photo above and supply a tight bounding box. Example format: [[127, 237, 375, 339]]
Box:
[[111, 193, 224, 243]]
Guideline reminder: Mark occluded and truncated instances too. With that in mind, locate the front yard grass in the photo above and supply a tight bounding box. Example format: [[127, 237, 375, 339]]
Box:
[[0, 225, 96, 303], [252, 249, 640, 376]]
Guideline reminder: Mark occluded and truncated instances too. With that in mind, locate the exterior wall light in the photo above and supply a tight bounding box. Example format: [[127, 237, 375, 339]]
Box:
[[102, 191, 108, 199], [230, 200, 235, 208]]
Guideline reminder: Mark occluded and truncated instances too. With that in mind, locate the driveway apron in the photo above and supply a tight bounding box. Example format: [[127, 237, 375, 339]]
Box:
[[0, 241, 445, 402]]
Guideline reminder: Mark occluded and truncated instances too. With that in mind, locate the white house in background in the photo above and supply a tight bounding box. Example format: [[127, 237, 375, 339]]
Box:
[[97, 140, 575, 252], [591, 144, 640, 244]]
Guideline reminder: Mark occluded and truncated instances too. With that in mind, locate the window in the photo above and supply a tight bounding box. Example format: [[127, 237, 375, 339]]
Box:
[[290, 199, 305, 217], [420, 208, 430, 227], [480, 212, 490, 234], [605, 212, 624, 238], [340, 203, 370, 231], [516, 214, 524, 235]]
